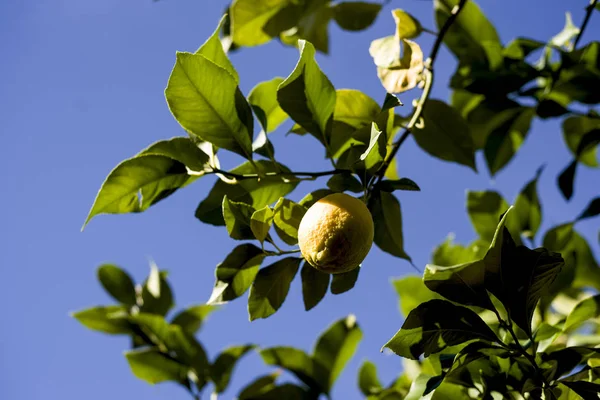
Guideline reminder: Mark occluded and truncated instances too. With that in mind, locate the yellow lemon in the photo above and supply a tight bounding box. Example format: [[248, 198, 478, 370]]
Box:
[[298, 192, 374, 274]]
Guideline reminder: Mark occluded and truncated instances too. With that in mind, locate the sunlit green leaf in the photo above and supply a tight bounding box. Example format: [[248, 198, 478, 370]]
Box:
[[231, 0, 289, 47], [358, 360, 382, 396], [165, 52, 253, 158], [260, 346, 327, 393], [564, 295, 600, 332], [97, 264, 137, 306], [251, 206, 274, 244], [332, 2, 381, 31], [195, 15, 239, 82], [391, 9, 422, 39], [382, 299, 499, 359], [208, 244, 266, 304], [369, 190, 410, 260], [248, 257, 301, 320], [71, 305, 131, 335], [466, 190, 510, 242], [272, 198, 307, 245], [412, 99, 476, 170], [277, 40, 336, 151], [299, 189, 335, 208], [431, 235, 485, 267], [125, 348, 188, 385], [301, 262, 330, 311], [171, 305, 219, 335], [211, 344, 256, 393], [223, 195, 256, 240], [392, 276, 442, 317], [249, 77, 288, 134], [313, 314, 362, 391], [563, 116, 600, 167], [141, 137, 212, 172]]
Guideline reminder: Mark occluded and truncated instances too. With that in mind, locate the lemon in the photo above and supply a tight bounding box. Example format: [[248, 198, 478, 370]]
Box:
[[298, 192, 374, 274]]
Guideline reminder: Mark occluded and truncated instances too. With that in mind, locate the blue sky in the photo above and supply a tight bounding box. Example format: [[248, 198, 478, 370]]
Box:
[[1, 1, 599, 399]]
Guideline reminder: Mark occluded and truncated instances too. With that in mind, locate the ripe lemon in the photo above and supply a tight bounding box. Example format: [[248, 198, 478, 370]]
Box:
[[298, 192, 374, 274]]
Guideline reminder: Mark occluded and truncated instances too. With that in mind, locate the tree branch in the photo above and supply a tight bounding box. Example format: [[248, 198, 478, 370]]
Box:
[[572, 0, 598, 51], [206, 168, 346, 181], [371, 0, 469, 190]]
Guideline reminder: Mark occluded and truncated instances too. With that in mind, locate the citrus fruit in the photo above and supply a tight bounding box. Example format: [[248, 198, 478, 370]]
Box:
[[298, 192, 374, 274]]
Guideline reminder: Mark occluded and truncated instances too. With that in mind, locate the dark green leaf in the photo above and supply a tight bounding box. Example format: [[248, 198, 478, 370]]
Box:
[[140, 265, 174, 316], [238, 372, 280, 400], [248, 257, 301, 320], [434, 0, 502, 65], [249, 77, 288, 133], [223, 195, 256, 240], [260, 346, 328, 393], [247, 383, 312, 400], [196, 160, 298, 226], [171, 304, 219, 335], [382, 299, 499, 359], [301, 262, 330, 311], [564, 295, 600, 332], [466, 190, 509, 242], [208, 244, 266, 304], [558, 160, 578, 201], [83, 154, 196, 228], [411, 99, 476, 170], [313, 315, 363, 391], [392, 276, 442, 317], [503, 37, 545, 60], [484, 107, 535, 175], [543, 347, 600, 380], [559, 381, 600, 400], [327, 173, 363, 193], [211, 344, 256, 393], [382, 93, 403, 110], [562, 116, 599, 167], [512, 166, 543, 239], [71, 305, 131, 335], [333, 2, 381, 31], [251, 206, 274, 244], [277, 40, 336, 151], [97, 264, 137, 306], [299, 189, 335, 208], [125, 348, 188, 385], [165, 52, 253, 158], [331, 266, 360, 294], [358, 360, 382, 396], [368, 190, 410, 260], [379, 178, 420, 192], [272, 198, 307, 245], [141, 137, 211, 172], [577, 197, 600, 222], [195, 15, 238, 82], [279, 1, 333, 54], [424, 260, 494, 310], [553, 42, 600, 105]]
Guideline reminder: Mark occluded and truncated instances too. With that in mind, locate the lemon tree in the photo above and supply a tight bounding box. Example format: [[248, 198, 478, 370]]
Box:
[[74, 1, 600, 399]]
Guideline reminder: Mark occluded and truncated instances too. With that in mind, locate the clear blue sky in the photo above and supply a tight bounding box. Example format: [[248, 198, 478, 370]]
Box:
[[1, 1, 598, 399]]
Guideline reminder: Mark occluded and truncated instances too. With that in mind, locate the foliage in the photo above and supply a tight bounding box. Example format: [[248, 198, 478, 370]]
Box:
[[76, 0, 600, 399]]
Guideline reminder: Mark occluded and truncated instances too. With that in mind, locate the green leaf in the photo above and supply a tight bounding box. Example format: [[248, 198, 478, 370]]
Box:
[[382, 299, 499, 359], [313, 314, 363, 391], [564, 295, 600, 332], [358, 360, 383, 396], [327, 173, 363, 194], [195, 15, 239, 82], [391, 9, 422, 39], [369, 190, 411, 260], [558, 160, 578, 201], [559, 381, 600, 400], [543, 347, 600, 380], [331, 266, 360, 294], [301, 262, 330, 311], [71, 305, 131, 335], [249, 77, 288, 133], [360, 122, 386, 173], [248, 257, 301, 320], [298, 189, 335, 208], [238, 372, 280, 400], [424, 260, 495, 310], [333, 89, 381, 129], [279, 1, 333, 54], [484, 107, 535, 175], [211, 344, 256, 393], [272, 198, 307, 245], [125, 348, 188, 385], [259, 346, 327, 393], [140, 265, 174, 316], [165, 52, 253, 158], [379, 178, 420, 192], [97, 264, 137, 306], [141, 137, 211, 172], [563, 116, 599, 168], [434, 0, 502, 65], [171, 305, 219, 335], [577, 197, 600, 222], [332, 2, 382, 31], [208, 244, 266, 304], [512, 166, 543, 239], [431, 235, 485, 266], [251, 206, 274, 244], [196, 160, 298, 226], [466, 190, 510, 242], [246, 383, 313, 400], [230, 0, 289, 47], [382, 93, 404, 110], [553, 42, 600, 105], [277, 40, 336, 152], [83, 154, 196, 228], [411, 99, 476, 170], [223, 195, 256, 240], [391, 276, 442, 317]]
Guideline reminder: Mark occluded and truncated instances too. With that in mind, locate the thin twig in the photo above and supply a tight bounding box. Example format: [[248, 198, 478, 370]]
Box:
[[370, 0, 469, 191], [572, 0, 598, 50], [207, 167, 345, 181]]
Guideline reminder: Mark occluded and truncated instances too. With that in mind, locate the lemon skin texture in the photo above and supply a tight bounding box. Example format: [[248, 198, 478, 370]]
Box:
[[298, 193, 374, 274]]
